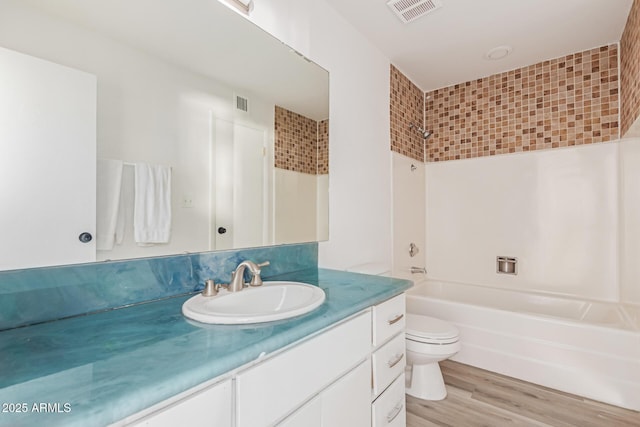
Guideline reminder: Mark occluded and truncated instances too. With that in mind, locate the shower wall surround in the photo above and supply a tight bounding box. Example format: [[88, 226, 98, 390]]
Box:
[[388, 18, 640, 303], [0, 243, 318, 330], [425, 45, 620, 162], [621, 0, 640, 135], [425, 143, 619, 301]]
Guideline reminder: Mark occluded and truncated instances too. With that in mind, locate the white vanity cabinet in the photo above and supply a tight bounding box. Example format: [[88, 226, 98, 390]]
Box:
[[122, 293, 407, 427]]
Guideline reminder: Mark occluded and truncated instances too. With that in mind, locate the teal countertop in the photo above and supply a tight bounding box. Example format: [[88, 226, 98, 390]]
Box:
[[0, 268, 412, 426]]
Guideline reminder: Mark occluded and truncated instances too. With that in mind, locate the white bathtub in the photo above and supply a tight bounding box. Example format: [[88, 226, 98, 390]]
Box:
[[407, 280, 640, 411]]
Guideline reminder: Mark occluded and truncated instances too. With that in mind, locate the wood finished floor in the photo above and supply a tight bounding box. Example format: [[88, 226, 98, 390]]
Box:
[[406, 361, 640, 427]]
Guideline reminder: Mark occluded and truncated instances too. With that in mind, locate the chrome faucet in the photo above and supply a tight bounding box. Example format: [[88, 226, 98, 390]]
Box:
[[410, 266, 427, 274], [228, 260, 270, 292]]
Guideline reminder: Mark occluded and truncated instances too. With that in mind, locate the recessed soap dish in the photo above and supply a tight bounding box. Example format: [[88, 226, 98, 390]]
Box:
[[496, 256, 517, 275]]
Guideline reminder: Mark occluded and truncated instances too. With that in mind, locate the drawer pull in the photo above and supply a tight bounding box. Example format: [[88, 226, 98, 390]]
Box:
[[387, 314, 404, 325], [386, 402, 404, 423], [387, 353, 404, 368]]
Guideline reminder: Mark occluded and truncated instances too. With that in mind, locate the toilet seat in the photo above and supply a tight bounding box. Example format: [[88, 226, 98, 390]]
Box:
[[405, 314, 459, 344]]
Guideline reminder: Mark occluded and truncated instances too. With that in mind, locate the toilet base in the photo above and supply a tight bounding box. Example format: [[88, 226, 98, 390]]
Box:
[[405, 362, 447, 400]]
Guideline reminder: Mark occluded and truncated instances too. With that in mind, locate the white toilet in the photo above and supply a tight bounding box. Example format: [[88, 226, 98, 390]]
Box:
[[405, 313, 461, 400], [345, 263, 460, 400]]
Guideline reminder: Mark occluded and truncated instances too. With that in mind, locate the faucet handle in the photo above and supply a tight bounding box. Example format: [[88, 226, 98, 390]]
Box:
[[202, 279, 218, 297], [249, 261, 270, 287]]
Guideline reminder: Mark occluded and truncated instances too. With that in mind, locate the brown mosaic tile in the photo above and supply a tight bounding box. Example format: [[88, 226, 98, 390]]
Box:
[[274, 106, 328, 175], [390, 64, 425, 161], [621, 0, 640, 135], [425, 45, 620, 162], [318, 119, 329, 175]]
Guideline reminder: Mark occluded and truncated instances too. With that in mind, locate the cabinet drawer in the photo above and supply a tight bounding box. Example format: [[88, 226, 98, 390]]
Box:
[[372, 333, 405, 398], [371, 374, 406, 427], [236, 311, 371, 427], [372, 294, 405, 346]]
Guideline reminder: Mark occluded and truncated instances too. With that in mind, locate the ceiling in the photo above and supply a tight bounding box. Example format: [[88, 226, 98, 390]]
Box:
[[15, 0, 329, 120], [324, 0, 633, 92]]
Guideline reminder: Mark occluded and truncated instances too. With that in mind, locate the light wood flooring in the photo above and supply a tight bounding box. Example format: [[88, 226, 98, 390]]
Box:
[[406, 360, 640, 427]]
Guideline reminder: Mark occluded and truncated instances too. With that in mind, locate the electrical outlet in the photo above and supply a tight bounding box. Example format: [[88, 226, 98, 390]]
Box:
[[182, 196, 194, 208]]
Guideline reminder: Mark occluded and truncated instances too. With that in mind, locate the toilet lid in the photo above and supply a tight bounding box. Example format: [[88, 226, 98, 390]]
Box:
[[405, 314, 459, 342]]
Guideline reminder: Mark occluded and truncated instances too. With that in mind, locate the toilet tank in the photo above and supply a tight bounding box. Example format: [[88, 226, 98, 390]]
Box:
[[345, 263, 391, 277]]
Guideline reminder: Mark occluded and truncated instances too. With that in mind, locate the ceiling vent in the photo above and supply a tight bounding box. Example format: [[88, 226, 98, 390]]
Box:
[[387, 0, 443, 24], [235, 94, 249, 113]]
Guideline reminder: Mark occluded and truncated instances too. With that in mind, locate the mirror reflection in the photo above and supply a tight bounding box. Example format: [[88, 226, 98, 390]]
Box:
[[0, 0, 329, 271]]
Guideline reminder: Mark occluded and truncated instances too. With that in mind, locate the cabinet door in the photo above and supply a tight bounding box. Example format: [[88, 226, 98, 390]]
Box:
[[130, 380, 232, 427], [236, 312, 371, 427], [279, 359, 371, 427], [278, 396, 322, 427], [321, 359, 371, 427]]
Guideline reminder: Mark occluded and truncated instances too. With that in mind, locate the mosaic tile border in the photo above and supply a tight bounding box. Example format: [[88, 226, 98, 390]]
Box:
[[274, 106, 329, 175], [390, 65, 425, 162], [425, 45, 620, 162], [621, 0, 640, 135]]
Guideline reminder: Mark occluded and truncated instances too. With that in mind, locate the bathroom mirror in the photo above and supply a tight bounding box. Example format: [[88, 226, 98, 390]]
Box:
[[0, 0, 329, 271]]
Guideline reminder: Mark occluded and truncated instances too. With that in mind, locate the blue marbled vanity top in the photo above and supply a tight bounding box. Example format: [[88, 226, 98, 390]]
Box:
[[0, 268, 412, 426]]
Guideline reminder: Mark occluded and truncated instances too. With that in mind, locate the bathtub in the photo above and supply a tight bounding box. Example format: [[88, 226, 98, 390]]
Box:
[[407, 280, 640, 411]]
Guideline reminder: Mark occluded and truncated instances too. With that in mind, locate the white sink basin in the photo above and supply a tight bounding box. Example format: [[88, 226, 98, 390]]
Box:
[[182, 281, 326, 325]]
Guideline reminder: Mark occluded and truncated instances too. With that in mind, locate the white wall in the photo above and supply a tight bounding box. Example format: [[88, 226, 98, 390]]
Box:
[[245, 0, 393, 270], [426, 143, 619, 301], [317, 174, 330, 242]]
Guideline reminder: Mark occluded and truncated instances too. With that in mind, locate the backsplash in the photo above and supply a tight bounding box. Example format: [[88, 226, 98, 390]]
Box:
[[425, 45, 620, 162], [0, 243, 318, 330], [621, 0, 640, 135], [274, 105, 329, 175], [390, 64, 424, 162]]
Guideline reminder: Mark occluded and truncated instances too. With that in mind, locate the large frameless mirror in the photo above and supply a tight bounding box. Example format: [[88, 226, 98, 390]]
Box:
[[0, 0, 329, 271]]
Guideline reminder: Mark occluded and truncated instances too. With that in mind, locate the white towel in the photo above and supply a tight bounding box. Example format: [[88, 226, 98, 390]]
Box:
[[115, 166, 134, 245], [134, 163, 172, 244], [96, 159, 123, 250]]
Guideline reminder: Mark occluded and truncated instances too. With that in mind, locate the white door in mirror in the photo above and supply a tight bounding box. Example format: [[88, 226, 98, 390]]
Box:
[[0, 46, 96, 270], [182, 281, 325, 325]]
